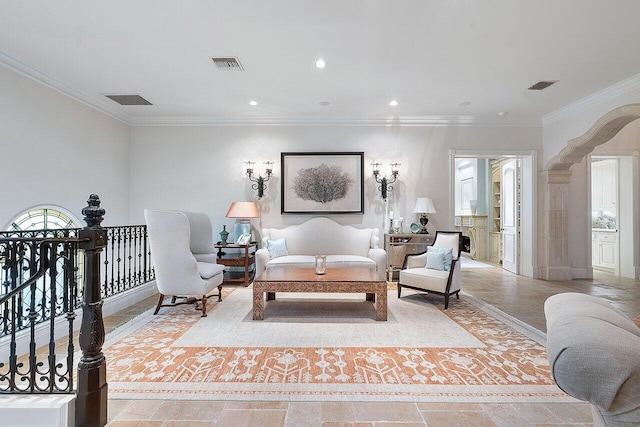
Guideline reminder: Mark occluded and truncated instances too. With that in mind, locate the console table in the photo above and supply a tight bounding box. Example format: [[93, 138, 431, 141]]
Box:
[[215, 242, 257, 287], [384, 233, 434, 281]]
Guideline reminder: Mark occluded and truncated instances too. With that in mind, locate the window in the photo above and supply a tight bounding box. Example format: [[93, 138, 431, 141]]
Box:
[[8, 207, 79, 231]]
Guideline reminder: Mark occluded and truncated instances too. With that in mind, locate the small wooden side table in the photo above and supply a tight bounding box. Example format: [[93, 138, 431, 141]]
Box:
[[215, 242, 257, 287]]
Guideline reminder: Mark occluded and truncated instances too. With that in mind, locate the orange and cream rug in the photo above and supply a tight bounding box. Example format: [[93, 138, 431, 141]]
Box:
[[104, 288, 572, 403]]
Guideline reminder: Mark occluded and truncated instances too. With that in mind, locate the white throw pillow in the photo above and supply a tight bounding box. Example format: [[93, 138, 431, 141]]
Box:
[[426, 246, 453, 271], [425, 250, 446, 271], [267, 238, 288, 259]]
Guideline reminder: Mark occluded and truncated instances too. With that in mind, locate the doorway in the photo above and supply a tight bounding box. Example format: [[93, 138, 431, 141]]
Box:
[[450, 150, 536, 278], [589, 154, 637, 278]]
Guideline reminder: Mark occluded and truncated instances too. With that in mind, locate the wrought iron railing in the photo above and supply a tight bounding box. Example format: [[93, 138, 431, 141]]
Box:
[[0, 237, 81, 393], [0, 194, 154, 426], [0, 226, 153, 338]]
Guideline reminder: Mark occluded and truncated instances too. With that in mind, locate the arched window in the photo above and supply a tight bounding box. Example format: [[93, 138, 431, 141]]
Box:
[[8, 207, 80, 231]]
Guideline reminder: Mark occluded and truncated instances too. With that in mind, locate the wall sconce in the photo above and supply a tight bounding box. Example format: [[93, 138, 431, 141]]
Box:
[[245, 160, 273, 199], [372, 162, 400, 201]]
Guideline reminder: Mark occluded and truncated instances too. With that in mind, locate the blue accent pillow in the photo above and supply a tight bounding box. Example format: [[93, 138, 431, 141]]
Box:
[[266, 238, 288, 259], [425, 250, 445, 271], [427, 246, 453, 271]]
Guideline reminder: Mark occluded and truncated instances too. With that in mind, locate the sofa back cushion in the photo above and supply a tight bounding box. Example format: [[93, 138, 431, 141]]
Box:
[[262, 217, 374, 257]]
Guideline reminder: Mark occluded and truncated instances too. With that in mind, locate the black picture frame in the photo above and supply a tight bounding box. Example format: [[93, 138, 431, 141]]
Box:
[[281, 152, 364, 214]]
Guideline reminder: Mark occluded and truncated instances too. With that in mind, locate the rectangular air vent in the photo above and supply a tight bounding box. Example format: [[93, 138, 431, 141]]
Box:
[[211, 57, 244, 70], [104, 94, 152, 105], [528, 81, 558, 91]]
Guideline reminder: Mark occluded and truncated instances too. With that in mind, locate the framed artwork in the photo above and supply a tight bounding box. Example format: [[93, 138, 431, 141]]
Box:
[[281, 152, 364, 214]]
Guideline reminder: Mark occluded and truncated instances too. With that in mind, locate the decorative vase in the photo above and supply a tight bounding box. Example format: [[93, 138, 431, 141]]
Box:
[[219, 225, 229, 245], [315, 255, 326, 275], [470, 200, 478, 215]]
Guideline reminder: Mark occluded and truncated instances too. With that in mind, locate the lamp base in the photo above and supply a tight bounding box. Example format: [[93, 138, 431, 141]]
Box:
[[418, 214, 429, 234]]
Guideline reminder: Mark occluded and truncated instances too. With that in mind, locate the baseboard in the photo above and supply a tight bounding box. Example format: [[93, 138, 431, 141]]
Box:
[[572, 267, 593, 279], [0, 395, 75, 427], [0, 281, 157, 361]]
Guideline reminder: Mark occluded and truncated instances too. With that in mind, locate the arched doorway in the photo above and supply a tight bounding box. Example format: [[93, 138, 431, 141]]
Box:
[[540, 104, 640, 280]]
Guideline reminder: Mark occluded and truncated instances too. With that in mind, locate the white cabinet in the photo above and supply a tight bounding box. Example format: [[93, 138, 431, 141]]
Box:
[[592, 159, 617, 213], [592, 230, 617, 272]]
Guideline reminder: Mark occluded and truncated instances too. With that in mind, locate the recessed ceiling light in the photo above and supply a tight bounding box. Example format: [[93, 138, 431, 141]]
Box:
[[315, 59, 326, 69], [498, 111, 509, 116], [458, 101, 471, 107], [249, 100, 258, 106], [318, 101, 330, 107], [389, 100, 398, 107]]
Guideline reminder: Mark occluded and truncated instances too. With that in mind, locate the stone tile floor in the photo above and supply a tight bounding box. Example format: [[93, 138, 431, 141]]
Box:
[[105, 263, 640, 426]]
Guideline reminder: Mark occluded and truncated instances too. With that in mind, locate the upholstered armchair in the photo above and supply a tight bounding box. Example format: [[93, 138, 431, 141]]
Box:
[[144, 209, 225, 316], [397, 231, 463, 309]]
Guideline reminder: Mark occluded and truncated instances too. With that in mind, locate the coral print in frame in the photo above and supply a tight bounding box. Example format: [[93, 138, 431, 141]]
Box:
[[281, 152, 364, 214]]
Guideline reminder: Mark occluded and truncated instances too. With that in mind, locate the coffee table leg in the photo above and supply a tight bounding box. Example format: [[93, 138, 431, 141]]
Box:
[[376, 288, 387, 321], [267, 292, 276, 301], [366, 292, 375, 302], [253, 286, 264, 320]]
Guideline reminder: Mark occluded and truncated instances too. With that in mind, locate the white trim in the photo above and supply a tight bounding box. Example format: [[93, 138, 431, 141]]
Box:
[[542, 72, 640, 126], [0, 395, 75, 427], [130, 115, 541, 127], [0, 281, 157, 362], [0, 51, 131, 124]]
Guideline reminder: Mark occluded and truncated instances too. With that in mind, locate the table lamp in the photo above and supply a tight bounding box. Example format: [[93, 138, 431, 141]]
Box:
[[413, 197, 436, 234], [225, 201, 259, 243]]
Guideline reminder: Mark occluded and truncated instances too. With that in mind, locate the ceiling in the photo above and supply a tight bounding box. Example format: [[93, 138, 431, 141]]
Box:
[[2, 0, 640, 125]]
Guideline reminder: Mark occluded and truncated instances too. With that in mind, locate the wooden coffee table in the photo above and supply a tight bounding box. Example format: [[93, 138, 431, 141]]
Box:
[[252, 267, 387, 321]]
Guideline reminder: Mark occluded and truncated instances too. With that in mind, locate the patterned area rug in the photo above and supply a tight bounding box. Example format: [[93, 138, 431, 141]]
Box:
[[104, 288, 571, 402]]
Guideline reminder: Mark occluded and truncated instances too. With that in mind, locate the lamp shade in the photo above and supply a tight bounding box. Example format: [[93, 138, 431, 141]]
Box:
[[413, 197, 436, 214], [225, 202, 260, 218]]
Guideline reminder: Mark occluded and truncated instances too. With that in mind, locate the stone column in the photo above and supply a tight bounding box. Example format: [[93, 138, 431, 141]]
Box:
[[539, 170, 573, 281]]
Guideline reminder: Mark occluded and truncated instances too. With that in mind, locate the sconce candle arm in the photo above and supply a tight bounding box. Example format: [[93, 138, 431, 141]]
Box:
[[372, 162, 400, 202], [246, 160, 273, 199]]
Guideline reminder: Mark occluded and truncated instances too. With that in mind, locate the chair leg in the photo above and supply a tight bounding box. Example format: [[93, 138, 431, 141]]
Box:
[[456, 291, 460, 300], [153, 294, 165, 315], [397, 284, 402, 298], [444, 294, 450, 309], [200, 295, 208, 317], [170, 296, 177, 304]]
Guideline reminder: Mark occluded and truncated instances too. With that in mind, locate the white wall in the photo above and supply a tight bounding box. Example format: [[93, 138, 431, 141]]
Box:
[[130, 124, 541, 241], [0, 65, 131, 228]]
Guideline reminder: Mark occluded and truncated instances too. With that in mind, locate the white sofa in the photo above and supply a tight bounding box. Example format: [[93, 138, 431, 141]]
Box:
[[255, 217, 386, 277]]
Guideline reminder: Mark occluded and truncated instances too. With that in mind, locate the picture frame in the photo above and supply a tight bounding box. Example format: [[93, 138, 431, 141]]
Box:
[[281, 152, 364, 214], [236, 233, 251, 245]]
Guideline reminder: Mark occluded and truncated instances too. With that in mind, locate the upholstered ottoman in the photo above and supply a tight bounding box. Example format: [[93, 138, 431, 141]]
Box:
[[544, 293, 640, 426]]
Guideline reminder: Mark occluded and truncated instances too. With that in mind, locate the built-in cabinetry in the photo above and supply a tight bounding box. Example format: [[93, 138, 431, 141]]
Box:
[[592, 230, 617, 272], [591, 158, 618, 272], [489, 161, 502, 263], [454, 215, 487, 260]]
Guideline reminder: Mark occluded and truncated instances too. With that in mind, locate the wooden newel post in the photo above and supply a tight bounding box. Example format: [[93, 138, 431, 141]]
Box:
[[76, 194, 108, 427]]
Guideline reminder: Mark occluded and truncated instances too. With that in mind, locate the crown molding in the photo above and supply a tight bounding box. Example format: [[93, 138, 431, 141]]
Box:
[[129, 115, 541, 127], [0, 51, 131, 124], [542, 72, 640, 126], [0, 51, 542, 128]]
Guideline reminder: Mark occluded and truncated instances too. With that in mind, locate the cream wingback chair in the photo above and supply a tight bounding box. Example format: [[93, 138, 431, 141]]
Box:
[[398, 231, 463, 309], [144, 209, 225, 316]]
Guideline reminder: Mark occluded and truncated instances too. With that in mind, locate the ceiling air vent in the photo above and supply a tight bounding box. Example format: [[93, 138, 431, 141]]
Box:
[[104, 94, 152, 105], [528, 81, 558, 91], [211, 57, 244, 71]]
